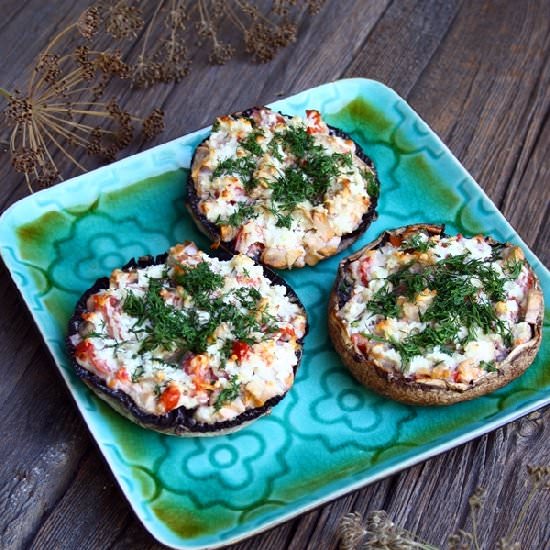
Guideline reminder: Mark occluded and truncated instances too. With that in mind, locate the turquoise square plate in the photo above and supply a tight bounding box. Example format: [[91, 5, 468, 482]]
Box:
[[0, 78, 548, 549]]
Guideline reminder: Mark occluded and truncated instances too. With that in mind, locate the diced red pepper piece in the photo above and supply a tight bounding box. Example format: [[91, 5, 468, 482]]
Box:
[[389, 234, 403, 247], [160, 386, 181, 412], [115, 367, 129, 381], [231, 341, 251, 361], [75, 340, 94, 360]]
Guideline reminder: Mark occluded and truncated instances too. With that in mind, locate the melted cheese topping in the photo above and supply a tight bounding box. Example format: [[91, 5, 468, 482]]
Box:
[[337, 230, 535, 387], [70, 242, 306, 424], [192, 107, 377, 269]]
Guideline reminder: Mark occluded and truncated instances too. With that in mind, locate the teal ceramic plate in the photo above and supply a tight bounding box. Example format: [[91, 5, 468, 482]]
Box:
[[0, 79, 548, 549]]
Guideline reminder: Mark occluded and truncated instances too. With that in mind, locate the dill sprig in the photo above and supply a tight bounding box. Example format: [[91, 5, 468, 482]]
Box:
[[174, 261, 224, 295], [212, 156, 258, 191], [367, 286, 401, 318], [214, 375, 240, 411], [366, 245, 514, 365], [269, 126, 354, 215], [240, 130, 264, 156], [216, 203, 258, 228], [503, 258, 524, 280], [400, 233, 434, 253], [122, 262, 274, 355]]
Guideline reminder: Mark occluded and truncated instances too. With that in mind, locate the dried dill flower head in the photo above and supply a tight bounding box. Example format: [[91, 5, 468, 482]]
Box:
[[338, 511, 437, 550], [103, 2, 144, 39], [1, 0, 328, 190], [77, 6, 101, 39], [142, 108, 165, 140], [0, 5, 164, 192], [127, 0, 326, 74]]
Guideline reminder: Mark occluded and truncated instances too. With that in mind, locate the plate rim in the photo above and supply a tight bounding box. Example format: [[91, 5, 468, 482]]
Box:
[[0, 77, 548, 550]]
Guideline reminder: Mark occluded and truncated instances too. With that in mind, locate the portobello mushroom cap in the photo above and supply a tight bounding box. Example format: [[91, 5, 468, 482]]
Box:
[[67, 246, 308, 436], [186, 107, 379, 269], [328, 224, 544, 405]]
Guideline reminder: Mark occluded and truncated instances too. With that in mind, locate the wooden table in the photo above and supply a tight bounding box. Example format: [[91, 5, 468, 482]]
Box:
[[1, 1, 549, 548]]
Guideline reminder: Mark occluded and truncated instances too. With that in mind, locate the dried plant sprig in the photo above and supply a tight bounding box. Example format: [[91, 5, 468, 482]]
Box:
[[130, 0, 326, 88], [1, 0, 326, 191], [498, 465, 550, 548], [1, 7, 164, 191], [339, 511, 438, 550], [340, 465, 549, 550]]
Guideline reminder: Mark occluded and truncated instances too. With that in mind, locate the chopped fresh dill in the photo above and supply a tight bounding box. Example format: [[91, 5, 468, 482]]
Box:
[[268, 205, 293, 229], [503, 258, 524, 280], [365, 244, 514, 366], [123, 291, 146, 321], [400, 233, 434, 253], [131, 365, 145, 383], [121, 262, 275, 355], [278, 125, 317, 157], [367, 285, 400, 318], [214, 375, 240, 411], [216, 203, 257, 227], [174, 261, 224, 295], [240, 130, 264, 156], [362, 169, 379, 198], [267, 139, 284, 161], [84, 331, 107, 339], [212, 156, 258, 191], [480, 360, 498, 372]]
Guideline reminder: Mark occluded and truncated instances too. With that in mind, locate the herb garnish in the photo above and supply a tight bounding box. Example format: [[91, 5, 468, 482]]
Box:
[[213, 117, 365, 225], [240, 131, 264, 156], [363, 169, 379, 198], [269, 151, 352, 217], [367, 285, 400, 318], [214, 375, 240, 411], [400, 233, 434, 253], [503, 258, 524, 280], [364, 243, 515, 366], [216, 203, 257, 227], [174, 261, 224, 295], [122, 262, 274, 356], [131, 365, 145, 382], [480, 360, 498, 372], [212, 156, 258, 191]]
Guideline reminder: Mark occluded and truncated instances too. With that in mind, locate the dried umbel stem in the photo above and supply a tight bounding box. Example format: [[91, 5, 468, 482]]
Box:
[[339, 511, 368, 550], [341, 465, 549, 550], [1, 5, 163, 191], [1, 0, 328, 191], [339, 511, 438, 550], [130, 0, 327, 87]]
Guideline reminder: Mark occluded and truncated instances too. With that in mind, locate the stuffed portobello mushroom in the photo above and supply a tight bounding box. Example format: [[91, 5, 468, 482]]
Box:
[[328, 224, 543, 405], [67, 242, 307, 435], [187, 107, 379, 269]]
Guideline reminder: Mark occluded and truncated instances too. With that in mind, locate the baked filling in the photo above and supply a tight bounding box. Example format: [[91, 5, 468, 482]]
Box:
[[69, 242, 307, 423], [337, 229, 540, 387], [191, 107, 378, 268]]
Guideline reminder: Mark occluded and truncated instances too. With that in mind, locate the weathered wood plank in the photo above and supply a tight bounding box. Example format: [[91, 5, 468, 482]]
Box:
[[0, 1, 548, 550], [405, 0, 550, 263], [29, 450, 132, 550]]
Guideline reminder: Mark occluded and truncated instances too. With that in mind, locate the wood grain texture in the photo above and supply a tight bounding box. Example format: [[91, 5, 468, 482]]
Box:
[[0, 1, 548, 549]]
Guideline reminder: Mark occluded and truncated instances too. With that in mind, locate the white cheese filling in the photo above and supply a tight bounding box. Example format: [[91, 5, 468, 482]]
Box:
[[71, 243, 306, 423], [339, 232, 534, 385], [192, 107, 377, 268]]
